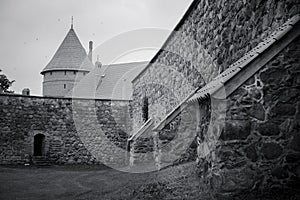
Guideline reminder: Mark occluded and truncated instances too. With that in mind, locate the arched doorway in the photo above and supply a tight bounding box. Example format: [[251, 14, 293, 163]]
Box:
[[34, 134, 45, 156]]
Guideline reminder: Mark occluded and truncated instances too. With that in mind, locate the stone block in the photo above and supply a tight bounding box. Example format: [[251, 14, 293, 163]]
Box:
[[261, 142, 283, 160], [278, 88, 299, 103], [258, 122, 280, 136], [290, 133, 300, 152], [244, 143, 258, 162], [260, 68, 286, 87], [270, 102, 296, 118], [247, 102, 265, 121], [285, 153, 300, 163], [216, 168, 257, 194], [271, 166, 289, 179], [220, 120, 252, 141]]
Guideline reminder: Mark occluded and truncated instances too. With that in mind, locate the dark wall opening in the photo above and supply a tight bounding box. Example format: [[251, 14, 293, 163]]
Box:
[[142, 96, 149, 122], [34, 134, 45, 156]]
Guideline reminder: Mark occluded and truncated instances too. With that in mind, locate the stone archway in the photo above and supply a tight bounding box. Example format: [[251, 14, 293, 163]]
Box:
[[34, 134, 45, 156]]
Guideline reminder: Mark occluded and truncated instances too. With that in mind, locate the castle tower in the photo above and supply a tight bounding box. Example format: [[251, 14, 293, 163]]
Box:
[[40, 21, 94, 97]]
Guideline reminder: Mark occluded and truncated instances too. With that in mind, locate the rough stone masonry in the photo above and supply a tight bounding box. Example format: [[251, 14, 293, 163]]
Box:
[[0, 95, 132, 167], [131, 0, 300, 197], [0, 0, 299, 198]]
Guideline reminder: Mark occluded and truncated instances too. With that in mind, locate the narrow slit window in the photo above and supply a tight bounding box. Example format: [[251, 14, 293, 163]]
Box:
[[64, 84, 66, 89], [142, 96, 149, 122]]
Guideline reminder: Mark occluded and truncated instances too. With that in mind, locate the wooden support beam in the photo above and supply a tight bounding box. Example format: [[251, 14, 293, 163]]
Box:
[[152, 87, 200, 131], [128, 118, 154, 141]]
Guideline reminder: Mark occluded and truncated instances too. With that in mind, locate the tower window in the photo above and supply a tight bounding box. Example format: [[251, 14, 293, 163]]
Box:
[[73, 71, 77, 75], [50, 72, 52, 75], [64, 84, 66, 89], [64, 71, 67, 75]]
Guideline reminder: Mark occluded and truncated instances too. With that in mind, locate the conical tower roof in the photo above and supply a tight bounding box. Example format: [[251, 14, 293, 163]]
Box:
[[41, 27, 93, 74]]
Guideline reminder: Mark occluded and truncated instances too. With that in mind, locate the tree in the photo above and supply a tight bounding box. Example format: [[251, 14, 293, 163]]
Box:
[[0, 69, 15, 93]]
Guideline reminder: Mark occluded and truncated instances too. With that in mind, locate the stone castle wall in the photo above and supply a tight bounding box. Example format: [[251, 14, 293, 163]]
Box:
[[0, 0, 299, 197], [0, 94, 132, 166], [131, 0, 300, 196], [131, 0, 300, 165], [196, 37, 300, 197], [132, 0, 300, 130]]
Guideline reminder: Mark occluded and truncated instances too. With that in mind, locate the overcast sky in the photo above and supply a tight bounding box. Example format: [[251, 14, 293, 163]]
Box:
[[0, 0, 193, 95]]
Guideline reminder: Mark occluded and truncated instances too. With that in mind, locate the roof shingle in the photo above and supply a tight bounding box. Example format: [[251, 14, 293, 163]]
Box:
[[41, 28, 93, 74], [67, 61, 148, 100]]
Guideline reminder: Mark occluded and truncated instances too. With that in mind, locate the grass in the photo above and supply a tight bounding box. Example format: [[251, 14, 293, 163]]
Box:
[[2, 162, 299, 200], [0, 162, 204, 200]]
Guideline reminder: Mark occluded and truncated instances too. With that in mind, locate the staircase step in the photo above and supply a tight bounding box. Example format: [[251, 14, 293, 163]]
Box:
[[32, 156, 51, 166]]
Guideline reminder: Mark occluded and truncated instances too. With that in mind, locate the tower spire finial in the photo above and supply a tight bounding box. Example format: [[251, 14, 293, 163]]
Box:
[[71, 16, 74, 29]]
